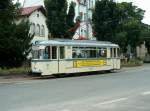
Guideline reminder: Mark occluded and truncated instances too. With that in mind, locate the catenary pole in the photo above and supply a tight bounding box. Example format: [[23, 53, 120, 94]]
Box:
[[86, 0, 89, 39]]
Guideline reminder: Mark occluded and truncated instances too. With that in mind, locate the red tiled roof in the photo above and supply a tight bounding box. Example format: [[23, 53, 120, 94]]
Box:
[[20, 5, 44, 16]]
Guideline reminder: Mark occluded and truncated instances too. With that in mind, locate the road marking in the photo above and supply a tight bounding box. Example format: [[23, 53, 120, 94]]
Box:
[[59, 109, 70, 111], [94, 98, 127, 106], [0, 81, 30, 85], [142, 91, 150, 95]]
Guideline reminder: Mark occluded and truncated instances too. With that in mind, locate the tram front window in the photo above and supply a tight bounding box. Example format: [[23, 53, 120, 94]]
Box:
[[32, 49, 44, 59], [32, 50, 40, 59], [117, 48, 120, 57], [32, 46, 52, 60], [44, 46, 57, 59], [32, 46, 58, 60]]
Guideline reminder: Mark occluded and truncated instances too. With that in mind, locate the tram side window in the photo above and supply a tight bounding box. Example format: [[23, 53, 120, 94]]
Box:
[[110, 48, 119, 58], [90, 50, 97, 58], [117, 48, 120, 57], [72, 47, 82, 58], [44, 46, 51, 59], [60, 46, 65, 59], [110, 48, 113, 58], [114, 48, 116, 58], [52, 46, 57, 59], [72, 47, 97, 59], [98, 48, 107, 58], [72, 51, 77, 58]]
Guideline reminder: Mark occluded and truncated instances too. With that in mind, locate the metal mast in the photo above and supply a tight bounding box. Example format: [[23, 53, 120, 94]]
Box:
[[86, 0, 89, 39], [78, 1, 80, 37]]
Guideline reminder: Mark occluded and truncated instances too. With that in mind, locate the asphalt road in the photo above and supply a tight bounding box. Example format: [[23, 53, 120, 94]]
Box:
[[0, 64, 150, 111]]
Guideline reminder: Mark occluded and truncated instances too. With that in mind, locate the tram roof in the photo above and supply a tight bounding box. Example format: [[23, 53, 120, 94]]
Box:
[[34, 39, 119, 47]]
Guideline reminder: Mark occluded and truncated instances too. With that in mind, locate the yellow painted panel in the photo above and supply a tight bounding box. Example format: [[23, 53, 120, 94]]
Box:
[[73, 60, 107, 68]]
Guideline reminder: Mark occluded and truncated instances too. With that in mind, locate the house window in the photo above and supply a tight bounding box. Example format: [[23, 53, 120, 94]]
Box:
[[79, 12, 83, 20], [84, 13, 86, 21], [37, 14, 39, 17], [36, 24, 40, 36], [79, 0, 86, 5], [30, 23, 35, 34], [41, 25, 45, 37], [84, 30, 86, 36], [81, 29, 84, 36]]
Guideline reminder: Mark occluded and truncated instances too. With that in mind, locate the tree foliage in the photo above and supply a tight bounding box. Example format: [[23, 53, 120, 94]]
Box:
[[92, 0, 118, 41], [92, 0, 145, 54], [66, 1, 76, 39], [44, 0, 75, 39], [44, 0, 68, 38], [141, 23, 150, 53], [0, 0, 33, 68], [116, 2, 144, 53]]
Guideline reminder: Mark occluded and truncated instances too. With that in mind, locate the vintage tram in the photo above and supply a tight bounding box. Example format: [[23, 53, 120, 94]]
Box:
[[31, 39, 120, 75]]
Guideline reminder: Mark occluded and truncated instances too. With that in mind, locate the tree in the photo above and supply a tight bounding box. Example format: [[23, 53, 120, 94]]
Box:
[[66, 1, 75, 39], [116, 2, 144, 54], [44, 0, 68, 38], [0, 0, 33, 68], [141, 23, 150, 54], [92, 0, 119, 41], [92, 0, 145, 55]]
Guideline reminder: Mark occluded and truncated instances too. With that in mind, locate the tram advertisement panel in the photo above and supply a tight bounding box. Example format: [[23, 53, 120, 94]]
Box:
[[73, 60, 107, 68]]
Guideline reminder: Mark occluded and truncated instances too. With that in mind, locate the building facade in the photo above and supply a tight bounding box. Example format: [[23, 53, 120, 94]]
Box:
[[136, 42, 150, 61], [68, 0, 96, 40], [21, 0, 118, 40], [70, 0, 115, 40], [19, 6, 49, 43], [22, 0, 96, 40]]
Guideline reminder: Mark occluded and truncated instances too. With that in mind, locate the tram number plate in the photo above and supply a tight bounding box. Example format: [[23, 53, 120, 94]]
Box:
[[73, 60, 107, 68]]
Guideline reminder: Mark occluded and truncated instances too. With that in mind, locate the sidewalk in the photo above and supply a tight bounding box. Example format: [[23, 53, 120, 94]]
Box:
[[0, 74, 36, 84], [121, 63, 150, 72], [0, 64, 149, 84]]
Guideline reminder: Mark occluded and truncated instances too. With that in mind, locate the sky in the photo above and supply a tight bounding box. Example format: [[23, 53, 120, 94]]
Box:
[[14, 0, 150, 25]]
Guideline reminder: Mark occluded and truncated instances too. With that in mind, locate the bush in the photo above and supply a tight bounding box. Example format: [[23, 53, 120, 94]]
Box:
[[121, 58, 143, 67], [0, 66, 31, 75]]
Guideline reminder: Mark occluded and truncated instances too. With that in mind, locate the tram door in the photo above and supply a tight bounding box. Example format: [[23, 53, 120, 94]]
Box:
[[50, 46, 66, 74], [58, 46, 72, 73], [58, 46, 65, 73], [48, 46, 59, 74], [111, 48, 117, 69]]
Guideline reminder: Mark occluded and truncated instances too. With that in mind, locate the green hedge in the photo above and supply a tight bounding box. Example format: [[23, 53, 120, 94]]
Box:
[[0, 67, 31, 75], [121, 59, 143, 67]]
